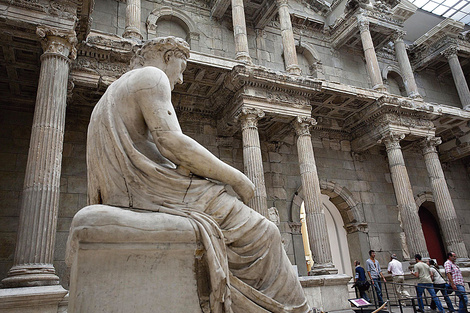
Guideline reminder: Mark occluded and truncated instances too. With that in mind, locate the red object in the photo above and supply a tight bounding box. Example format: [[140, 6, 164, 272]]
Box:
[[419, 205, 446, 265]]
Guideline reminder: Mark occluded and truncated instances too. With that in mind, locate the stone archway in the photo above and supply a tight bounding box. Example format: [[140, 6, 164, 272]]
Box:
[[295, 42, 324, 78], [290, 180, 368, 276], [382, 65, 407, 97], [146, 7, 200, 49]]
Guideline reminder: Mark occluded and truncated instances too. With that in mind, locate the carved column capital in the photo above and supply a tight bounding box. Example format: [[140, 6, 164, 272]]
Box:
[[357, 18, 369, 33], [237, 108, 265, 130], [378, 132, 405, 150], [441, 46, 458, 59], [293, 116, 317, 136], [391, 30, 406, 42], [419, 136, 442, 155], [36, 26, 77, 60]]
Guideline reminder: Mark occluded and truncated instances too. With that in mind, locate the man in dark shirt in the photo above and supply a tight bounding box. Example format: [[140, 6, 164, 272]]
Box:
[[355, 260, 370, 301]]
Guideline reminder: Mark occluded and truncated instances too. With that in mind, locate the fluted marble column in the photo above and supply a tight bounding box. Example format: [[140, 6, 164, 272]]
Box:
[[239, 108, 267, 217], [392, 30, 421, 98], [420, 137, 468, 257], [2, 26, 76, 287], [231, 0, 252, 63], [277, 0, 301, 75], [357, 17, 386, 92], [294, 117, 335, 273], [442, 46, 470, 110], [123, 0, 143, 41], [380, 132, 428, 258]]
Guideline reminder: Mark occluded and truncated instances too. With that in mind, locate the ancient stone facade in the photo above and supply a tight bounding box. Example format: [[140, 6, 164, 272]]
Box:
[[1, 0, 470, 311]]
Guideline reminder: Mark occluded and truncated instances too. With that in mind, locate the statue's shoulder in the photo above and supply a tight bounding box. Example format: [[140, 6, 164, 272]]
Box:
[[125, 66, 169, 93]]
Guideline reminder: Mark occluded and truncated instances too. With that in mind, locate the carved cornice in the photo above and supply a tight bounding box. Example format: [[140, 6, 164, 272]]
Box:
[[345, 222, 368, 234], [419, 136, 442, 155], [236, 108, 265, 130], [36, 26, 77, 60], [293, 116, 317, 136]]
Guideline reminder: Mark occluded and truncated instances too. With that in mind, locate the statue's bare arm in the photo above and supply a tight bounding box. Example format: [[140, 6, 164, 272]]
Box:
[[128, 67, 255, 203]]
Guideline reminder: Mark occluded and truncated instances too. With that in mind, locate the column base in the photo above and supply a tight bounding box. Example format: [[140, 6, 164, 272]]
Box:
[[122, 28, 143, 42], [286, 64, 302, 76], [309, 263, 338, 275], [409, 93, 423, 100], [235, 52, 252, 64], [2, 264, 60, 288], [463, 104, 470, 111], [373, 84, 387, 92], [0, 285, 67, 313]]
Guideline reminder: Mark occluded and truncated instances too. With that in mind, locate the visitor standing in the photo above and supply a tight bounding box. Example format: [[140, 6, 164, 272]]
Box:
[[367, 250, 386, 305], [388, 253, 411, 299], [428, 259, 455, 312], [445, 252, 468, 313], [413, 254, 444, 313], [355, 260, 371, 302]]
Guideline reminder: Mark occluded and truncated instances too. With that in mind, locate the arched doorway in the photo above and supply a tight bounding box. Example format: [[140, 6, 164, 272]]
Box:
[[419, 201, 446, 265]]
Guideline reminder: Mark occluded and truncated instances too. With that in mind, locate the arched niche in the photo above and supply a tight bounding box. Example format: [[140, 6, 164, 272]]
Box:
[[146, 7, 200, 50], [296, 43, 324, 78], [290, 180, 369, 276], [382, 65, 407, 97]]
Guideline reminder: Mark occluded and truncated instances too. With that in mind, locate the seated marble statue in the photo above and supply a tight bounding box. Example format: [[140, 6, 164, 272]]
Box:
[[87, 36, 311, 313]]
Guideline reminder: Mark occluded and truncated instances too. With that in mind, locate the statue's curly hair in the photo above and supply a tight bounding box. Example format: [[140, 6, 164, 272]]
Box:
[[130, 36, 190, 68]]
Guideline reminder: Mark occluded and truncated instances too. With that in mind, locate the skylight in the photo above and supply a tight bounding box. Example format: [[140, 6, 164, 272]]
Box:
[[409, 0, 470, 25]]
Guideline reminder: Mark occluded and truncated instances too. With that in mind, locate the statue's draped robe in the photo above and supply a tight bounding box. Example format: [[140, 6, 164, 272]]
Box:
[[87, 71, 310, 313]]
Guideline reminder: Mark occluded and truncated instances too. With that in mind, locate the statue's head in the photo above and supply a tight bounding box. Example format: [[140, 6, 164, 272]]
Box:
[[130, 36, 190, 90]]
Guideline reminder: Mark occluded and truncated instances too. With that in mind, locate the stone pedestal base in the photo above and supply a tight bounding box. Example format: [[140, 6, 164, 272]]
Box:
[[300, 274, 351, 312], [0, 285, 67, 313], [66, 205, 206, 313]]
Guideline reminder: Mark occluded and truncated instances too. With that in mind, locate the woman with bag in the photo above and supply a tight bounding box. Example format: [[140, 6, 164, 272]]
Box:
[[429, 259, 455, 312]]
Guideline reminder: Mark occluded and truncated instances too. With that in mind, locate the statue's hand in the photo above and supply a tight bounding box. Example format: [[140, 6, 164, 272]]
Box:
[[232, 175, 255, 205]]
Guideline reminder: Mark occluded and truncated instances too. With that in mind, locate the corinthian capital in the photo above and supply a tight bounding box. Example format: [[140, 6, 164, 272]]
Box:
[[419, 136, 442, 155], [378, 132, 405, 150], [391, 30, 406, 42], [36, 26, 77, 60], [441, 46, 458, 60], [237, 108, 265, 130], [293, 116, 317, 136], [357, 18, 369, 33]]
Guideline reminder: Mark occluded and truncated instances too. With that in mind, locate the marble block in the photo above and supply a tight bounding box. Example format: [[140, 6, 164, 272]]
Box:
[[66, 205, 207, 313]]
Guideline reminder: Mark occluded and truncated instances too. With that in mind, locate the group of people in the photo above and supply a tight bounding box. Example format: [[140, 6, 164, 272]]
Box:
[[354, 250, 468, 313]]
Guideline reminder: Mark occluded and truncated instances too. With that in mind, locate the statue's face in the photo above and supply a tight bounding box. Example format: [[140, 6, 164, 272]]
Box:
[[165, 56, 187, 90]]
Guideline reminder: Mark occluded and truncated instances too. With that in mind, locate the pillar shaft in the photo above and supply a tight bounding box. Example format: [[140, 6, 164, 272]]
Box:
[[392, 31, 420, 98], [231, 0, 252, 63], [358, 18, 386, 92], [2, 27, 76, 287], [381, 132, 428, 258], [420, 137, 468, 257], [123, 0, 143, 41], [293, 117, 334, 272], [442, 46, 470, 109], [239, 108, 267, 217], [277, 0, 301, 75]]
